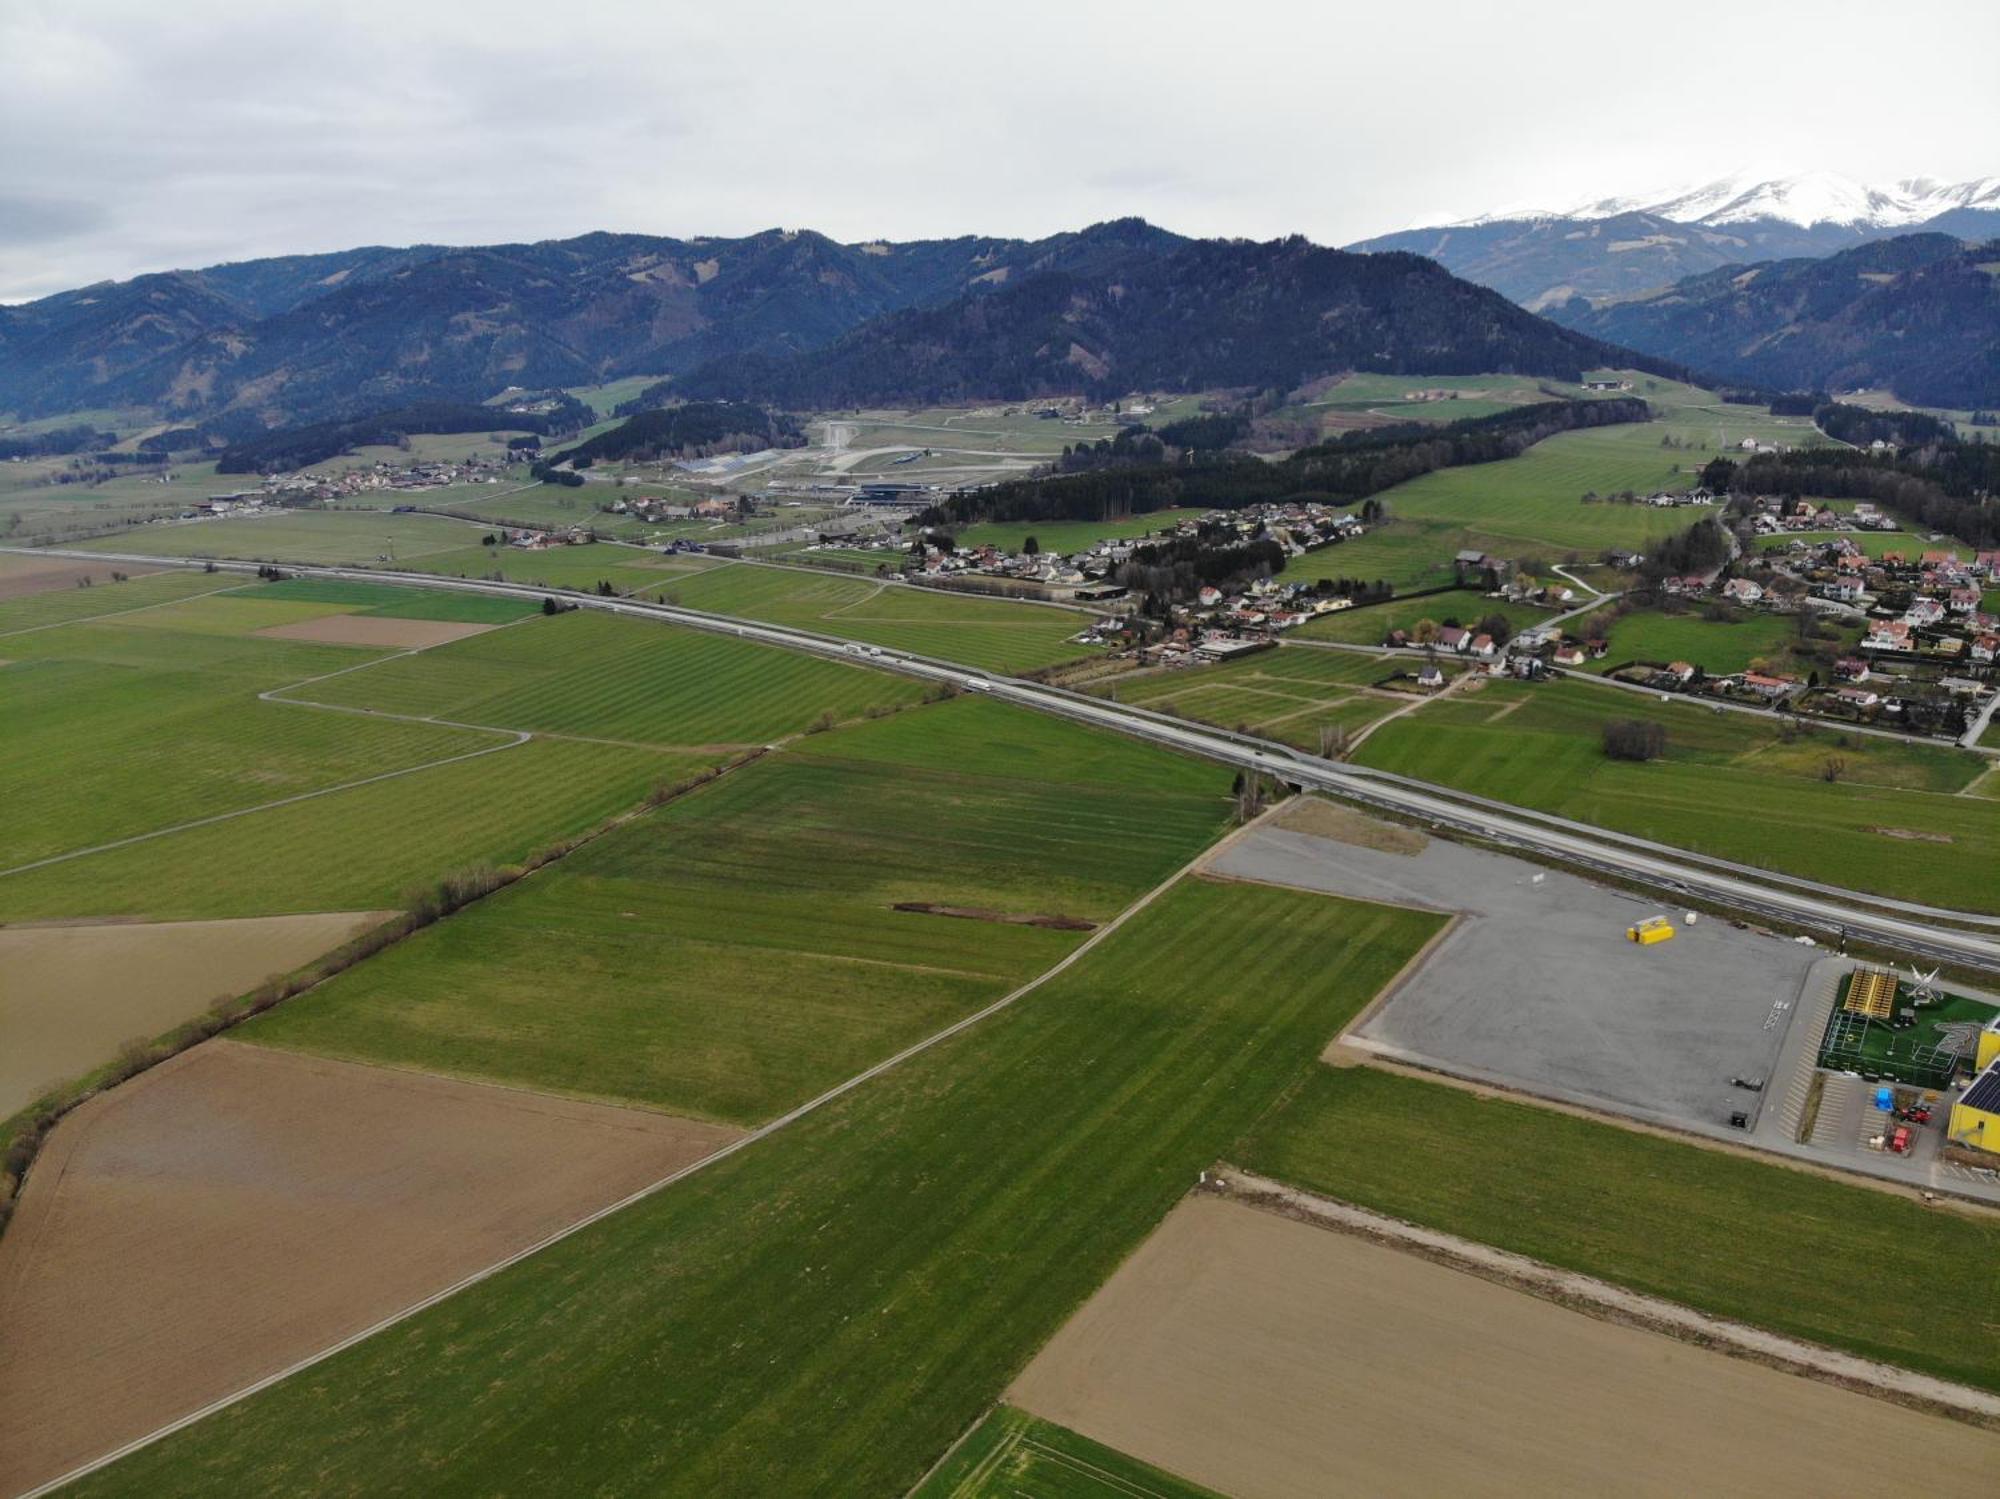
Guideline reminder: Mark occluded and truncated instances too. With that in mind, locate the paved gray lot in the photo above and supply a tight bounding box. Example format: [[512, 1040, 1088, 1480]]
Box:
[[1211, 823, 1821, 1133]]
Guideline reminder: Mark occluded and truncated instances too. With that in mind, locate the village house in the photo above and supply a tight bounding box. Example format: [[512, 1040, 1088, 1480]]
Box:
[[1720, 578, 1764, 606], [1740, 671, 1797, 700]]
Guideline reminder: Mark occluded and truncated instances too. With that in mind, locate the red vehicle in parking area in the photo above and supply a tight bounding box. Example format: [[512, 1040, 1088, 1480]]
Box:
[[1888, 1126, 1913, 1155], [1898, 1105, 1933, 1124]]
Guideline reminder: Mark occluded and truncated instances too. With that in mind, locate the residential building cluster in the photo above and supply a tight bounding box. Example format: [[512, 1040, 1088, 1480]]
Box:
[[911, 502, 1366, 598], [1606, 535, 1998, 738]]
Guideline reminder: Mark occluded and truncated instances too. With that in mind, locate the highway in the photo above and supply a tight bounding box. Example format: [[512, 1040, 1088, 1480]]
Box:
[[21, 544, 2000, 976]]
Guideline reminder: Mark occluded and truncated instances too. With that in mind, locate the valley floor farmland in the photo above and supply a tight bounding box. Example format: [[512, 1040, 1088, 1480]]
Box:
[[645, 560, 1095, 673], [286, 603, 924, 749], [916, 1407, 1223, 1499], [1585, 605, 1840, 678], [0, 586, 926, 927], [0, 1042, 739, 1497], [0, 567, 238, 636], [1284, 375, 1832, 594], [1353, 675, 2000, 911], [245, 700, 1233, 1124], [1093, 645, 1433, 751], [0, 600, 499, 869], [74, 509, 486, 565], [1241, 1066, 2000, 1394], [1008, 1194, 1999, 1499], [67, 879, 1442, 1497], [0, 736, 696, 924]]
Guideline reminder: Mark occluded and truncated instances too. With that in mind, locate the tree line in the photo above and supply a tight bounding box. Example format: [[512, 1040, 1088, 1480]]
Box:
[[1727, 444, 2000, 551], [216, 401, 585, 474], [924, 397, 1651, 530], [556, 402, 803, 467]]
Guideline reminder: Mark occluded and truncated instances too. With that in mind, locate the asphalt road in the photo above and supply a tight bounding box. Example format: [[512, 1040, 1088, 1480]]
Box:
[[19, 543, 2000, 975]]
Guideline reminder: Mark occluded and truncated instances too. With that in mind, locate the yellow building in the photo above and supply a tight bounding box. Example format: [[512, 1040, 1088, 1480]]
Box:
[[1947, 1062, 2000, 1158], [1976, 1018, 2000, 1074]]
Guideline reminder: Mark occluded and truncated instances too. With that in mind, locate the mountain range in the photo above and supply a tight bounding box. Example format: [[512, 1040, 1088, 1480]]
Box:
[[1547, 233, 2000, 409], [0, 229, 1120, 425], [678, 231, 1672, 408], [0, 220, 1669, 429], [1351, 171, 2000, 307]]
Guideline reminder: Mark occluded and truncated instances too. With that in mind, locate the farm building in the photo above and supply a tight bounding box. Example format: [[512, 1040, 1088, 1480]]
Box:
[[1978, 1015, 2000, 1073], [1947, 1061, 2000, 1158]]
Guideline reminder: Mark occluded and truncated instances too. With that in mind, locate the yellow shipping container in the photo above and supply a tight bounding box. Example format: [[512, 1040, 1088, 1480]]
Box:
[[1626, 918, 1675, 946]]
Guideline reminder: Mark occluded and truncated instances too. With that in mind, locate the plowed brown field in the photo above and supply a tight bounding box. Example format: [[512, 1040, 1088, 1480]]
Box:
[[0, 557, 159, 601], [253, 615, 495, 649], [1010, 1195, 1999, 1499], [0, 1041, 739, 1495], [0, 910, 395, 1116]]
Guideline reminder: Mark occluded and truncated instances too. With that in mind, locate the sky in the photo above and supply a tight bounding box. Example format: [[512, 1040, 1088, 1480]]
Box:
[[2, 0, 1996, 303]]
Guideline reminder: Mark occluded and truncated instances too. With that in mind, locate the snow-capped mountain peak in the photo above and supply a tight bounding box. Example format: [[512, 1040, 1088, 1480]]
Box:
[[1444, 171, 2000, 231]]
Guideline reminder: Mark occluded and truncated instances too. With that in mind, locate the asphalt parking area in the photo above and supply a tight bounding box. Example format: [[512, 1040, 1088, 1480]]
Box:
[[1210, 812, 1820, 1133]]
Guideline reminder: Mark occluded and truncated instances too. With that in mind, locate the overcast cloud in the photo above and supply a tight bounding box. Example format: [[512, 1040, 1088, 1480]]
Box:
[[2, 0, 1995, 302]]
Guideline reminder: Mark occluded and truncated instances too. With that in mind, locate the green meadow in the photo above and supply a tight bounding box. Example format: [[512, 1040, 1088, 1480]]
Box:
[[245, 700, 1233, 1123], [1284, 518, 1481, 593], [1587, 606, 1854, 678], [79, 878, 1440, 1498], [915, 1408, 1221, 1499], [395, 537, 714, 593], [1356, 676, 1998, 909], [651, 561, 1094, 672], [292, 606, 925, 746], [238, 576, 538, 623], [0, 458, 249, 546], [956, 507, 1207, 555], [1287, 376, 1833, 590], [1293, 589, 1557, 645], [1095, 645, 1425, 750], [76, 509, 484, 564], [0, 737, 694, 923], [0, 566, 238, 635], [0, 596, 502, 869]]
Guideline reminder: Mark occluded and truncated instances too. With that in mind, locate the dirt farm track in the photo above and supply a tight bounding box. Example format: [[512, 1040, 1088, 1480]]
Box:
[[0, 1041, 740, 1496], [1010, 1195, 2000, 1499]]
